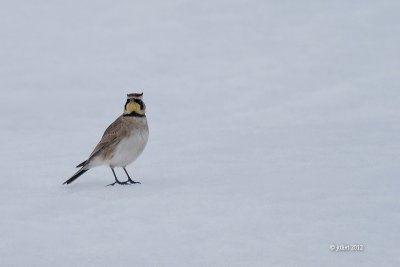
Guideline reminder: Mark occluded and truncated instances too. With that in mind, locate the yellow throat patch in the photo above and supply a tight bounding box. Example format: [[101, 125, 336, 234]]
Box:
[[125, 102, 141, 114]]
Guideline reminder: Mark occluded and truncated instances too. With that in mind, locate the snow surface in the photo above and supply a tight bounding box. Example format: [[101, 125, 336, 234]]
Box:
[[1, 1, 400, 266]]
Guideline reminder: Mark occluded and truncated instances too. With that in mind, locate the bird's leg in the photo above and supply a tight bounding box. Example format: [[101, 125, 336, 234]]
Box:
[[123, 167, 141, 184], [107, 167, 129, 186]]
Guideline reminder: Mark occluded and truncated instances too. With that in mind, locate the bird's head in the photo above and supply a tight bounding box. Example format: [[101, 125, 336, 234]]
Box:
[[123, 92, 146, 117]]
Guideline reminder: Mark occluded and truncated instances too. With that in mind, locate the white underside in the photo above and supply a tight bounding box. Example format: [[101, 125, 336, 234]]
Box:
[[89, 126, 149, 168], [108, 130, 149, 167]]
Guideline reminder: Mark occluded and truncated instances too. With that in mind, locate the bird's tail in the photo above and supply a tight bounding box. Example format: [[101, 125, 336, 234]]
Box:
[[76, 160, 87, 168], [63, 168, 88, 185]]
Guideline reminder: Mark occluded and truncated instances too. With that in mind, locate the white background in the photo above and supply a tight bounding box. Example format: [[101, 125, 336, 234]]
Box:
[[1, 1, 399, 266]]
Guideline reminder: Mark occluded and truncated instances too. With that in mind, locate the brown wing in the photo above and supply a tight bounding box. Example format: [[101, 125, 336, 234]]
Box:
[[87, 116, 129, 162]]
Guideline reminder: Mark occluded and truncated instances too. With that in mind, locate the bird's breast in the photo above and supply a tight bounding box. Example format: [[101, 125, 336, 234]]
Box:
[[109, 126, 149, 167]]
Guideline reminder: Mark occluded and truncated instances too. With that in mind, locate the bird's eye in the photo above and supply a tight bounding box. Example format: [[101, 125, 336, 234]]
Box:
[[134, 99, 144, 110], [124, 99, 130, 110]]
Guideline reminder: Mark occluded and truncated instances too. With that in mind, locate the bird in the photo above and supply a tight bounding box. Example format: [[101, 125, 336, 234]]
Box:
[[63, 92, 149, 186]]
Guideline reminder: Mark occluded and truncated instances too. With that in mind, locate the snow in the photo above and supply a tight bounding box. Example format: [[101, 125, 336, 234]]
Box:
[[1, 0, 400, 266]]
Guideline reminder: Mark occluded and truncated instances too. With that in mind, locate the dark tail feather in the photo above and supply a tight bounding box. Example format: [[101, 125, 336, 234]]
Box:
[[63, 169, 88, 185], [76, 160, 88, 168]]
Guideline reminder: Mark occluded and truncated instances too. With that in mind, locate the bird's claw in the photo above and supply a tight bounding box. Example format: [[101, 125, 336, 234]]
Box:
[[128, 178, 141, 184], [106, 179, 141, 186], [106, 181, 130, 186]]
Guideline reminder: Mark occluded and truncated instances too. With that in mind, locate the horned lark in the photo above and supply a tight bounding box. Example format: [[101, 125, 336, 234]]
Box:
[[63, 92, 149, 186]]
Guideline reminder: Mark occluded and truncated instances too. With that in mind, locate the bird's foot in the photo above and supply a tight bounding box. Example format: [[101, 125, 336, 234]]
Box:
[[106, 180, 130, 186], [127, 178, 141, 184]]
